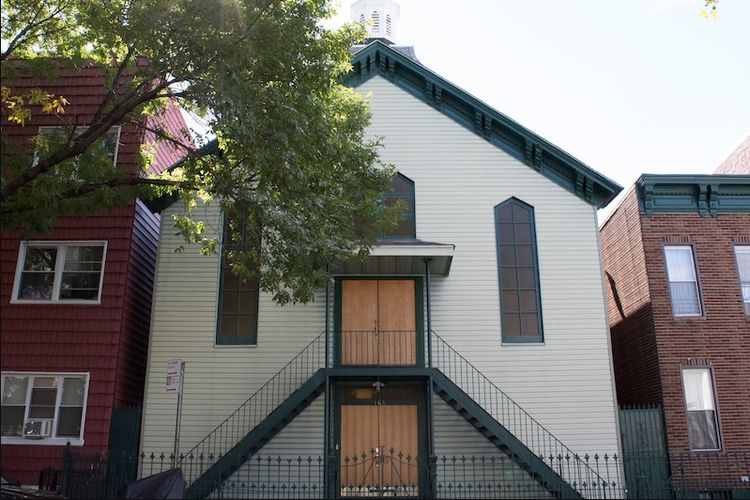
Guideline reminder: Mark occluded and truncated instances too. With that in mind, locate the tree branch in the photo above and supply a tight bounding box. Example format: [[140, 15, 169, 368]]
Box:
[[91, 43, 136, 125], [1, 1, 70, 61]]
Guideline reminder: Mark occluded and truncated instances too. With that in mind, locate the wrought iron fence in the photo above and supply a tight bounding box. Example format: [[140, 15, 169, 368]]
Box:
[[431, 332, 613, 498], [177, 332, 326, 487], [51, 444, 750, 499]]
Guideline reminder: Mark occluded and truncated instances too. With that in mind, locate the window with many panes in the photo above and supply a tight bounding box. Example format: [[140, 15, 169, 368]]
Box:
[[495, 198, 543, 343], [383, 173, 415, 239], [12, 242, 107, 303], [1, 373, 88, 444], [734, 245, 750, 315], [664, 245, 702, 316], [681, 367, 721, 451], [217, 210, 259, 345]]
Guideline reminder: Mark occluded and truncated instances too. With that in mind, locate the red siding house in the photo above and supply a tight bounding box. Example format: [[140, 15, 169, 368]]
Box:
[[0, 67, 191, 485], [601, 169, 750, 456]]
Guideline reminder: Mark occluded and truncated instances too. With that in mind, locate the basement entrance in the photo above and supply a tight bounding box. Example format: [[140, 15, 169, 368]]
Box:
[[338, 278, 421, 366], [337, 384, 424, 498]]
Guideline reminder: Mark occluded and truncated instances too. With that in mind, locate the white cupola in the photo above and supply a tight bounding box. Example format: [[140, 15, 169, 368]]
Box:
[[351, 0, 400, 43]]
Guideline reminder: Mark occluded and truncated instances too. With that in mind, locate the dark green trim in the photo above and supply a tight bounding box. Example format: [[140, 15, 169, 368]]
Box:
[[333, 276, 424, 368], [347, 41, 623, 209], [431, 370, 582, 499], [494, 197, 544, 343], [380, 171, 417, 241], [186, 370, 327, 499], [215, 210, 259, 346], [332, 379, 429, 498], [637, 174, 750, 217]]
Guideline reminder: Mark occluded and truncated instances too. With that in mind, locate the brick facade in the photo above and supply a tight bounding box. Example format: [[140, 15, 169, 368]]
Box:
[[601, 183, 750, 454]]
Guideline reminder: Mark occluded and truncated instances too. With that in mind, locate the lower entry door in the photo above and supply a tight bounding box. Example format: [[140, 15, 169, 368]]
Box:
[[339, 402, 420, 497]]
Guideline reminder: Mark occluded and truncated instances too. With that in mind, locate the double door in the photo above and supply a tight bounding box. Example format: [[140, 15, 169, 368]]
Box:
[[338, 387, 421, 497], [340, 279, 417, 366]]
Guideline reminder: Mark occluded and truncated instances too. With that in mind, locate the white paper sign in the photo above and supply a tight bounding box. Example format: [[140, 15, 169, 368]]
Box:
[[166, 359, 182, 393]]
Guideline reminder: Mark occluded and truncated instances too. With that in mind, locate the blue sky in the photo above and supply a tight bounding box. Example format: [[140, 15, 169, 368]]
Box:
[[326, 0, 750, 217]]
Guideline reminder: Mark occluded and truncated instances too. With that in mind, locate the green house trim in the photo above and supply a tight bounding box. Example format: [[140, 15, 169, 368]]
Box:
[[347, 40, 623, 208], [637, 174, 750, 217]]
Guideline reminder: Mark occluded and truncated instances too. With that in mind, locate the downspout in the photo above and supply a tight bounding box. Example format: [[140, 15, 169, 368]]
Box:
[[323, 274, 332, 496], [424, 258, 437, 498]]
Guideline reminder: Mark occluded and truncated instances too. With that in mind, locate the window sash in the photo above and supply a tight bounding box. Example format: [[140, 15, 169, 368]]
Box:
[[0, 373, 88, 442], [12, 242, 107, 303], [36, 126, 121, 166], [735, 246, 750, 315], [664, 246, 702, 316], [681, 368, 721, 451], [496, 200, 543, 343], [382, 173, 416, 240]]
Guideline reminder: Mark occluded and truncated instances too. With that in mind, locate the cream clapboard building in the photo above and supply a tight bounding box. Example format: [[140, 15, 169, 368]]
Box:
[[139, 4, 624, 498]]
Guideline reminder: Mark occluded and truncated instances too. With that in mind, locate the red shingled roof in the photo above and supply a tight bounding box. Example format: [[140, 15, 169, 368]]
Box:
[[715, 135, 750, 174]]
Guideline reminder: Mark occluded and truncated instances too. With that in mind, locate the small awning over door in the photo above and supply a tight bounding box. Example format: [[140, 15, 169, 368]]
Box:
[[333, 239, 455, 276]]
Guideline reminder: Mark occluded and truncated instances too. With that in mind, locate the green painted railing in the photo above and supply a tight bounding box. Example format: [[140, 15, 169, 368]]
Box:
[[431, 332, 613, 498], [176, 332, 326, 487]]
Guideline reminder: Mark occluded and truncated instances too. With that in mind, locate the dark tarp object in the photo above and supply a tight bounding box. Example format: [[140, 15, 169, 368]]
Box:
[[118, 469, 185, 499]]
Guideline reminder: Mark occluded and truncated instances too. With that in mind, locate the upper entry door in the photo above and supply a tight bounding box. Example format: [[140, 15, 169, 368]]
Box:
[[341, 280, 417, 366]]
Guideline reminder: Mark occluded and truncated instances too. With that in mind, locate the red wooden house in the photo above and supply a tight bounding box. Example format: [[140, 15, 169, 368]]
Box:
[[0, 66, 191, 486]]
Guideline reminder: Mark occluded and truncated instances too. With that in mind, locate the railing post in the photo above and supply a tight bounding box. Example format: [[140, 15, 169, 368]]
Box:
[[427, 455, 437, 499], [60, 441, 72, 497], [326, 451, 338, 499]]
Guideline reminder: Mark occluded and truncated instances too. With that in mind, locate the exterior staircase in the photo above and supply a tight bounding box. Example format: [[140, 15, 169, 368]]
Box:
[[178, 331, 614, 499]]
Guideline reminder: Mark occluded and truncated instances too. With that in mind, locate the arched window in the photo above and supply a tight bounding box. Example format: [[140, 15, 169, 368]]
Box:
[[385, 14, 392, 37], [495, 198, 543, 342], [383, 173, 415, 239], [371, 11, 380, 33]]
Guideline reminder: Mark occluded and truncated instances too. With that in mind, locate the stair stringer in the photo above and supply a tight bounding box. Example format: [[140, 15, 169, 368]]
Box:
[[431, 369, 583, 499], [186, 369, 327, 499]]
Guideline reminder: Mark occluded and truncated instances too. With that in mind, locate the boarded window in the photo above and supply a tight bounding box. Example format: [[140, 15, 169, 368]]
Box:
[[495, 198, 543, 342]]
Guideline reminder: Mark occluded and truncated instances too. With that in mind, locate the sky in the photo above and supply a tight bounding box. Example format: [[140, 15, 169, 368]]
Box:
[[324, 0, 750, 219]]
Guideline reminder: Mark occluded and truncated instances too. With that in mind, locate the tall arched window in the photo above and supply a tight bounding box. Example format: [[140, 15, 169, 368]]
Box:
[[495, 198, 543, 342], [383, 173, 415, 239], [371, 11, 380, 33], [385, 14, 392, 37]]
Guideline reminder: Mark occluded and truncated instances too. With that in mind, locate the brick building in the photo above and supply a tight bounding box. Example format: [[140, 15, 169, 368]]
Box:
[[600, 172, 750, 455], [0, 66, 191, 485]]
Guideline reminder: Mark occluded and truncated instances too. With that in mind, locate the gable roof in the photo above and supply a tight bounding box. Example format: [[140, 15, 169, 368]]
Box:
[[347, 40, 622, 208], [715, 135, 750, 175]]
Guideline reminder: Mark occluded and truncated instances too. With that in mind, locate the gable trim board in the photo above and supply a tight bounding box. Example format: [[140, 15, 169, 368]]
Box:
[[149, 41, 622, 213], [348, 41, 622, 209]]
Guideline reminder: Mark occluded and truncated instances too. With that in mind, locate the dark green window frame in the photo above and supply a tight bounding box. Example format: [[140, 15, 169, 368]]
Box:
[[216, 210, 260, 346], [382, 172, 416, 240], [494, 198, 544, 343]]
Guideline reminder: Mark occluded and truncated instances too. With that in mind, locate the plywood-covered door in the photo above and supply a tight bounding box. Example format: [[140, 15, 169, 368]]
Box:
[[341, 280, 416, 366], [339, 403, 419, 497]]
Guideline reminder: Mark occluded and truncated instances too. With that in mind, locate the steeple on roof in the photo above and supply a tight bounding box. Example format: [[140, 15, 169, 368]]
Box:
[[351, 0, 400, 43]]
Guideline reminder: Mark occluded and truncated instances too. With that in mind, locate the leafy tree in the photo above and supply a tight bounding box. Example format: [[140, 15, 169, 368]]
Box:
[[1, 0, 400, 303]]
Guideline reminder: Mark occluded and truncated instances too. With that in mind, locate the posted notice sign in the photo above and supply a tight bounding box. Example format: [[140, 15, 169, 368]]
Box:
[[166, 359, 183, 393]]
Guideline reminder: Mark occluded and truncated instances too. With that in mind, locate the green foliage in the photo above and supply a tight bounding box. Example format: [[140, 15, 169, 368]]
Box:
[[1, 0, 400, 303]]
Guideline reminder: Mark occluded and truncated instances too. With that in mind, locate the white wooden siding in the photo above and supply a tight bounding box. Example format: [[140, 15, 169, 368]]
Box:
[[433, 396, 552, 498], [214, 396, 324, 499], [359, 75, 619, 454], [139, 201, 326, 454]]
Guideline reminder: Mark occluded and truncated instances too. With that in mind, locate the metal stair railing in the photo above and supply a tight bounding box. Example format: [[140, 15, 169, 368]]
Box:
[[178, 332, 326, 486], [432, 331, 616, 498]]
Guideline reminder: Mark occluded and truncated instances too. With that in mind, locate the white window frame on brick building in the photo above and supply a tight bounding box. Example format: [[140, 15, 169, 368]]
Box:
[[680, 367, 721, 451], [663, 245, 703, 317], [734, 245, 750, 315]]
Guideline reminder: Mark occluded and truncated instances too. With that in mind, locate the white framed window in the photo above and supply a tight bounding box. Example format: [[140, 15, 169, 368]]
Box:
[[681, 368, 721, 451], [734, 245, 750, 315], [1, 372, 89, 446], [664, 245, 702, 316], [36, 126, 121, 166], [11, 241, 107, 304]]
